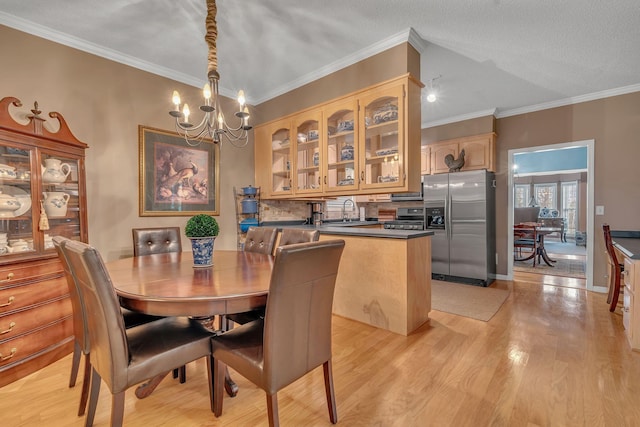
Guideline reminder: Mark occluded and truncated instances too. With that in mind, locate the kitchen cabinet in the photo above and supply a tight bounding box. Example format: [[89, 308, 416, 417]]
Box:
[[421, 145, 430, 175], [255, 74, 422, 198], [323, 97, 358, 193], [429, 133, 496, 174], [0, 96, 87, 386], [623, 256, 638, 349]]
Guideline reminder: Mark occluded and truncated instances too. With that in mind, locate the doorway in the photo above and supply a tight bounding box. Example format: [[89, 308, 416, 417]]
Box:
[[507, 140, 602, 292]]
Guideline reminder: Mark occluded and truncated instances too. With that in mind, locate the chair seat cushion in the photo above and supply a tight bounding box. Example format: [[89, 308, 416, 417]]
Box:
[[125, 317, 213, 388], [226, 308, 265, 325], [212, 319, 264, 387]]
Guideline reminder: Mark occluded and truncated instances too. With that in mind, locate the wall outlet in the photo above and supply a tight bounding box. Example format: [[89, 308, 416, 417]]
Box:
[[596, 205, 605, 215]]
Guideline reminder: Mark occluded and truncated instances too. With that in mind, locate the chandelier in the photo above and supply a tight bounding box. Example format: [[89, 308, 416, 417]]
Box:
[[169, 0, 251, 147]]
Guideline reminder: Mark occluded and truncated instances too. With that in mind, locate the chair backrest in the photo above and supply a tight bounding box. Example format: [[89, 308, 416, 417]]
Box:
[[61, 240, 129, 392], [514, 207, 540, 224], [263, 239, 345, 392], [132, 227, 182, 256], [53, 236, 89, 354], [514, 223, 538, 241], [244, 227, 277, 255], [278, 228, 320, 247], [603, 224, 620, 267]]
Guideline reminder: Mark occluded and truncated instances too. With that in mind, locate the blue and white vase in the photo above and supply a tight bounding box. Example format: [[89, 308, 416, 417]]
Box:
[[189, 236, 215, 267]]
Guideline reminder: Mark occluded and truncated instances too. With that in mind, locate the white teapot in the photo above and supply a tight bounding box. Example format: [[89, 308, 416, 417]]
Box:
[[42, 158, 71, 183], [43, 191, 70, 217]]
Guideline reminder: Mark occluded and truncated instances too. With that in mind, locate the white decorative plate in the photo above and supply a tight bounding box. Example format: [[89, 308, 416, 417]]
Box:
[[0, 185, 31, 217]]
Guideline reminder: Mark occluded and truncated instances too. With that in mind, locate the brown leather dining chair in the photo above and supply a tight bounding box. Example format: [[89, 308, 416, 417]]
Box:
[[132, 227, 186, 382], [132, 226, 182, 256], [60, 239, 215, 426], [603, 224, 624, 312], [226, 227, 318, 328], [278, 228, 320, 247], [211, 239, 346, 427], [243, 226, 278, 255], [53, 236, 164, 417]]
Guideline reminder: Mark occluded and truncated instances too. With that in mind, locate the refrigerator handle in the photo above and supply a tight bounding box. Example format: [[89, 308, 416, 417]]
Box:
[[446, 193, 452, 240]]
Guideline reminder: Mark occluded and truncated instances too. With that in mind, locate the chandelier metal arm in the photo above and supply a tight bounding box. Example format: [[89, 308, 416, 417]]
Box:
[[168, 0, 250, 147]]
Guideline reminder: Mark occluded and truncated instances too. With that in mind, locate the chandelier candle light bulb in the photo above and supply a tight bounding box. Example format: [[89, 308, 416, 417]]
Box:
[[168, 0, 252, 146]]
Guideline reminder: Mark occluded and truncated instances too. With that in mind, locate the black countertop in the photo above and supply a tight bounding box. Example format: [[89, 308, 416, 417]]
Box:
[[612, 234, 640, 260], [260, 220, 433, 240]]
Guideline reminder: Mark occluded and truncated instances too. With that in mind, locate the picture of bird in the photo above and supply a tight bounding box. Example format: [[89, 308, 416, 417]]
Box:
[[444, 149, 465, 172]]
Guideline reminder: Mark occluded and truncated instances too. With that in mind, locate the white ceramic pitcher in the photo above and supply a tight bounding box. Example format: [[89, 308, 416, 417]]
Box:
[[42, 191, 70, 217], [41, 158, 71, 183]]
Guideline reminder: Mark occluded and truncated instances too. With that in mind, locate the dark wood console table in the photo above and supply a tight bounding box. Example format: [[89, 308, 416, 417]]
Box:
[[538, 217, 567, 242]]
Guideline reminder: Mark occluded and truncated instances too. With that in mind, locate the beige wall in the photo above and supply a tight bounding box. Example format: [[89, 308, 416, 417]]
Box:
[[0, 25, 254, 260], [424, 94, 640, 286], [254, 43, 420, 125]]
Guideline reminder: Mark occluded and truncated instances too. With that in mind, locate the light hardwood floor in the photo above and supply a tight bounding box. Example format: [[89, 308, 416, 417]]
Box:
[[2, 273, 639, 426]]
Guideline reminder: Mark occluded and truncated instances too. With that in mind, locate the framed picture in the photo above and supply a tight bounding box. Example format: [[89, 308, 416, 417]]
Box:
[[138, 125, 220, 216]]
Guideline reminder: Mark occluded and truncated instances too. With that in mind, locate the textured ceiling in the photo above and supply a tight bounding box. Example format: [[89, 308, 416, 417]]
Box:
[[1, 0, 639, 127]]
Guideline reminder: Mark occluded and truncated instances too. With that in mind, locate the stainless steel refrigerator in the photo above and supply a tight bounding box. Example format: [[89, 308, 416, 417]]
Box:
[[423, 170, 496, 286]]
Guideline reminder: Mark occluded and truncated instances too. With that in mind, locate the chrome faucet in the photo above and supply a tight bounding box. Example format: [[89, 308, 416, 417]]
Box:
[[342, 199, 355, 222]]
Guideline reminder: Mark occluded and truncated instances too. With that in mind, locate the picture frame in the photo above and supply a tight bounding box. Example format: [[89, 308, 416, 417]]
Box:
[[138, 125, 220, 216]]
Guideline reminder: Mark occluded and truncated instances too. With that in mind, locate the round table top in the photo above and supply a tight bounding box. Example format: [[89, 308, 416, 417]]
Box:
[[106, 250, 273, 317]]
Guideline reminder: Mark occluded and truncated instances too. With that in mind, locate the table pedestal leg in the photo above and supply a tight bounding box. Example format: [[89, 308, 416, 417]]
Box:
[[135, 372, 170, 399]]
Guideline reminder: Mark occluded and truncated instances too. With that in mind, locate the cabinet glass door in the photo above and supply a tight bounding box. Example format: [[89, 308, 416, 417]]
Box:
[[0, 144, 34, 256], [324, 98, 357, 192], [359, 84, 405, 190], [293, 112, 322, 195], [40, 151, 81, 249], [269, 119, 292, 196]]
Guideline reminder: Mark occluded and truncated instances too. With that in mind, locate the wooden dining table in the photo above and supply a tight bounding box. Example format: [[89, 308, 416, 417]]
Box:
[[514, 225, 562, 267], [106, 250, 274, 397]]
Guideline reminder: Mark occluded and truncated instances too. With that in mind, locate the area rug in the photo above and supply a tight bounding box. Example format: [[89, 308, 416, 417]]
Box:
[[514, 257, 586, 278], [431, 280, 510, 321]]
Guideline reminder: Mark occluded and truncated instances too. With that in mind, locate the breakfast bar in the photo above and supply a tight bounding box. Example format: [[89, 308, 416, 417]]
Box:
[[267, 222, 433, 336]]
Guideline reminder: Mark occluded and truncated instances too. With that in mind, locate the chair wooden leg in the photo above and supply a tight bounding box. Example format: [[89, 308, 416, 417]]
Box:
[[78, 353, 91, 416], [323, 360, 338, 424], [610, 267, 622, 312], [69, 341, 81, 387], [85, 368, 101, 427], [178, 365, 186, 383], [213, 358, 225, 416], [206, 355, 214, 413], [172, 368, 179, 379], [111, 391, 125, 427], [266, 392, 279, 427]]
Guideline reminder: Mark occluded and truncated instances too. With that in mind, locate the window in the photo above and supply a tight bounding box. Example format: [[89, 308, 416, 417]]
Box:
[[533, 183, 556, 209], [561, 181, 578, 235], [514, 184, 530, 208]]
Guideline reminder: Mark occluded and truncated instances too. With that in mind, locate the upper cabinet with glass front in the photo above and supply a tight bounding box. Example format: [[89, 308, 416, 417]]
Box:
[[323, 97, 358, 193], [293, 111, 323, 196], [255, 74, 422, 198], [0, 97, 88, 262]]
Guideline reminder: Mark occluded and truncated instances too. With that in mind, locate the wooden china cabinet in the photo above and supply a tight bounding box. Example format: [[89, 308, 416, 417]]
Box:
[[0, 97, 88, 387]]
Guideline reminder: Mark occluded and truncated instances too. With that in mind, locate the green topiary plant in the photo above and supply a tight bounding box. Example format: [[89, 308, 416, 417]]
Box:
[[185, 214, 219, 238]]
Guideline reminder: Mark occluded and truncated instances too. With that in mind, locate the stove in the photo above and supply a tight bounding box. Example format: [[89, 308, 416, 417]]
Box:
[[383, 207, 425, 230]]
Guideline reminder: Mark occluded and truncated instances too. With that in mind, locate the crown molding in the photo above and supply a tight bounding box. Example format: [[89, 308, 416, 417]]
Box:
[[251, 28, 417, 105], [496, 83, 640, 118], [422, 108, 497, 129]]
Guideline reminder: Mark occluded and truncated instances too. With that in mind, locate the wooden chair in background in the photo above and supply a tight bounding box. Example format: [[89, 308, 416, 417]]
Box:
[[603, 224, 624, 312], [514, 223, 540, 266]]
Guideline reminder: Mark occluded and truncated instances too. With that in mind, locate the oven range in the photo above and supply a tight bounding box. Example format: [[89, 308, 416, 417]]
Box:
[[383, 207, 425, 230]]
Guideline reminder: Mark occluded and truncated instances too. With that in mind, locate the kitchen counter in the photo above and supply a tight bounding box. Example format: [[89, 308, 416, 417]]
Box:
[[261, 220, 433, 240], [612, 231, 640, 259], [258, 220, 433, 335]]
